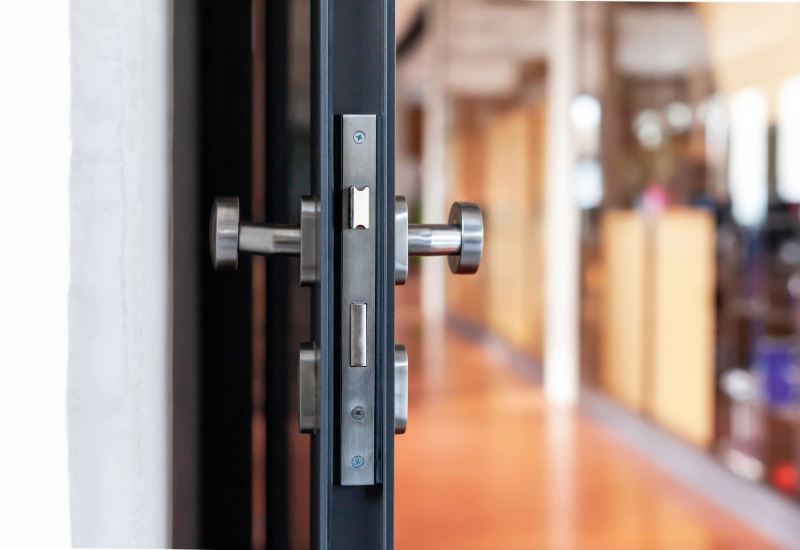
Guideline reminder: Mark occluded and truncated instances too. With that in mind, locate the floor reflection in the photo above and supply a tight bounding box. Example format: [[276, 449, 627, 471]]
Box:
[[394, 277, 780, 550]]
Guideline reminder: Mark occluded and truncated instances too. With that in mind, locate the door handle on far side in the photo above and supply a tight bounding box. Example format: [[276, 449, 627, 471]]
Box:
[[394, 345, 408, 434], [209, 196, 318, 285], [395, 196, 484, 285]]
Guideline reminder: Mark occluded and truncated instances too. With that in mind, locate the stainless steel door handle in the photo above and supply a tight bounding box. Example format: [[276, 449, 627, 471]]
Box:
[[393, 198, 483, 435], [209, 195, 318, 285], [395, 196, 484, 284], [210, 196, 321, 436]]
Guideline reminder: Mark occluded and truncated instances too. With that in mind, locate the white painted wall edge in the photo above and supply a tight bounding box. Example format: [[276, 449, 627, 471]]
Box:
[[68, 0, 170, 546]]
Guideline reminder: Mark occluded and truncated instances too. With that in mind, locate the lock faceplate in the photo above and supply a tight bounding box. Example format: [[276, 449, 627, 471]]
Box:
[[339, 114, 377, 486]]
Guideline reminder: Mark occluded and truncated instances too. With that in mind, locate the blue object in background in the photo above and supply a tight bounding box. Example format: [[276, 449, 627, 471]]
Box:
[[755, 339, 800, 408]]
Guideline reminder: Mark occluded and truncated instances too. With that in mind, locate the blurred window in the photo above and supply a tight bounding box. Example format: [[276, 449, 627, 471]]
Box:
[[777, 75, 800, 203], [729, 87, 769, 227], [574, 159, 603, 210]]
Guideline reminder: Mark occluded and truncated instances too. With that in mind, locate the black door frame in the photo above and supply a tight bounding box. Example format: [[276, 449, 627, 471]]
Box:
[[312, 0, 396, 547], [177, 0, 396, 548], [196, 3, 254, 549]]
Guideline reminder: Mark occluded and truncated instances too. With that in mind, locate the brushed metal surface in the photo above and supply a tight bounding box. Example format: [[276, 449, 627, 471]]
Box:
[[340, 115, 377, 485], [209, 195, 318, 285], [448, 202, 483, 274], [394, 345, 408, 434], [350, 303, 367, 367], [238, 223, 301, 255], [298, 342, 319, 433], [407, 225, 462, 256], [395, 196, 409, 285], [299, 196, 318, 285], [399, 199, 484, 276], [349, 186, 370, 229], [209, 197, 239, 269]]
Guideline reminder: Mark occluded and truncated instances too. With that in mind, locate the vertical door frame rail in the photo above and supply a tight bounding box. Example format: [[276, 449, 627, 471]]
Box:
[[312, 0, 395, 548], [197, 2, 254, 549]]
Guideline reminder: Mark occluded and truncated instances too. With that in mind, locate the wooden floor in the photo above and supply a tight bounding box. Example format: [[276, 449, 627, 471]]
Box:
[[394, 282, 782, 550]]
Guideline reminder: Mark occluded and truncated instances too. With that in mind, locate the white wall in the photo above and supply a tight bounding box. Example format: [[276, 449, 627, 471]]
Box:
[[67, 0, 170, 547], [0, 2, 73, 546], [0, 1, 171, 547]]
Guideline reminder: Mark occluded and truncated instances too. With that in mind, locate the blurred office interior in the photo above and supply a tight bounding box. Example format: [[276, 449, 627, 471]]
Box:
[[383, 1, 800, 549], [5, 1, 800, 548]]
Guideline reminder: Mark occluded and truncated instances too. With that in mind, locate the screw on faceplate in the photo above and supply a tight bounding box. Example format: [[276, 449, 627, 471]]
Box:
[[353, 131, 366, 144], [352, 456, 365, 469], [351, 406, 365, 420]]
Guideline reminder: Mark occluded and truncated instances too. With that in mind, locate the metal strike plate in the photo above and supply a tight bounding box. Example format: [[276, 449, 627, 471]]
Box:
[[340, 115, 377, 485]]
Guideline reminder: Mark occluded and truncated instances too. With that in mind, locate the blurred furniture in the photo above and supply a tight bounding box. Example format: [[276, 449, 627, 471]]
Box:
[[485, 102, 546, 359], [448, 100, 546, 362], [601, 211, 647, 410], [715, 212, 800, 497], [648, 209, 716, 448], [601, 208, 716, 448], [447, 109, 488, 326], [579, 231, 604, 388]]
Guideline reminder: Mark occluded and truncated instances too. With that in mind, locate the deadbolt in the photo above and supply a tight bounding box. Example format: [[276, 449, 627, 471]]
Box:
[[395, 196, 484, 284], [209, 196, 318, 285]]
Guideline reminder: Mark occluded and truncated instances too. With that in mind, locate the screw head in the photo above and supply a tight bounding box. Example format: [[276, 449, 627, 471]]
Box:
[[351, 406, 365, 420], [353, 131, 366, 144], [352, 456, 365, 469]]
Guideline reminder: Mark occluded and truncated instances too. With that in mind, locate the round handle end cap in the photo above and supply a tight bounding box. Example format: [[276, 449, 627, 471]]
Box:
[[447, 202, 483, 275], [210, 197, 239, 270]]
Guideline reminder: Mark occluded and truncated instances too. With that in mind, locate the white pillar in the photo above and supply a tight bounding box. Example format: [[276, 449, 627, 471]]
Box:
[[544, 1, 580, 407], [421, 0, 449, 321]]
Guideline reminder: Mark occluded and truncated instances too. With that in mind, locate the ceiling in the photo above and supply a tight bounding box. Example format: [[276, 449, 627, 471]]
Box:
[[397, 1, 712, 101]]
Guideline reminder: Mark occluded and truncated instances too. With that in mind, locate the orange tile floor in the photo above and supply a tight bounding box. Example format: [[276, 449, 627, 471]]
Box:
[[394, 282, 781, 550]]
